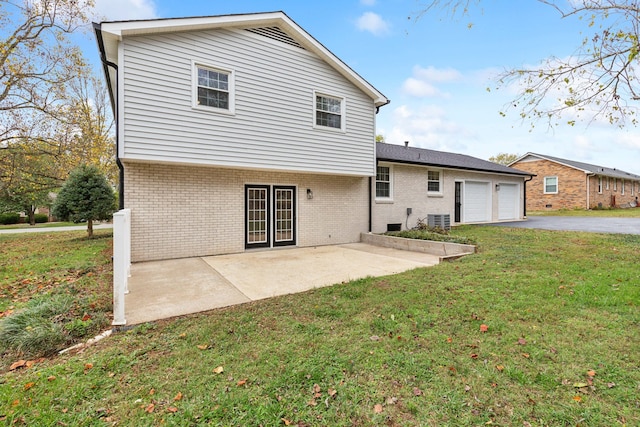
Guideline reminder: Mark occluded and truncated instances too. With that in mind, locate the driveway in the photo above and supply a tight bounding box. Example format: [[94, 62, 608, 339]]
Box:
[[124, 243, 441, 325], [488, 216, 640, 235]]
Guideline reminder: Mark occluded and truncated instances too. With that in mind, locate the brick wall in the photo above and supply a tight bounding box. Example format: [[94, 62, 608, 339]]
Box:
[[588, 175, 640, 209], [124, 162, 369, 262]]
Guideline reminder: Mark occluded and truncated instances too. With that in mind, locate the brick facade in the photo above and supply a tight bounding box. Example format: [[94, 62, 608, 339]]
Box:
[[124, 162, 369, 262], [512, 158, 640, 210]]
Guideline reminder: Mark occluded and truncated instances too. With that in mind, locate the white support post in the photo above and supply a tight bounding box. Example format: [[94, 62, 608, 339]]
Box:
[[112, 208, 131, 326]]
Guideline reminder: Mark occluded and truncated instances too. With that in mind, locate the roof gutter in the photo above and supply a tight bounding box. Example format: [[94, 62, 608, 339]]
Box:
[[94, 23, 124, 210], [523, 175, 534, 218]]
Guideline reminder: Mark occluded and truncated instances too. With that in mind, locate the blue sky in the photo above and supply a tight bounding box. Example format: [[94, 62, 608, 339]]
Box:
[[83, 0, 640, 174]]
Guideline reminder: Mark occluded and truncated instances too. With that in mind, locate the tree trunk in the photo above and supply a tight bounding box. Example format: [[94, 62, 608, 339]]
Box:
[[87, 219, 93, 238], [27, 205, 36, 226]]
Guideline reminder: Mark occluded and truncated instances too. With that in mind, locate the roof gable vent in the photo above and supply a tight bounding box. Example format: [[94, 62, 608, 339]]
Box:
[[245, 27, 305, 50]]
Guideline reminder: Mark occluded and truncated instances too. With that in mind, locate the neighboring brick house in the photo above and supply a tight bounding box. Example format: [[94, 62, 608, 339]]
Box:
[[510, 153, 640, 211]]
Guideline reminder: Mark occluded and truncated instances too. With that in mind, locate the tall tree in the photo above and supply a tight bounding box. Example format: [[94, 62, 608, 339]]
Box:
[[0, 0, 115, 223], [416, 1, 640, 127], [52, 164, 115, 238]]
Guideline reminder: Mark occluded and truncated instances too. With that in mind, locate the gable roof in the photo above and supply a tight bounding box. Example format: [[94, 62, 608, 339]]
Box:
[[94, 11, 389, 111], [376, 143, 534, 177], [511, 153, 640, 181]]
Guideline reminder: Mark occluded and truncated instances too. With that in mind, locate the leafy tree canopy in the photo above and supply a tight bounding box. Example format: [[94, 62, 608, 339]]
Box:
[[416, 0, 640, 127], [488, 153, 519, 165]]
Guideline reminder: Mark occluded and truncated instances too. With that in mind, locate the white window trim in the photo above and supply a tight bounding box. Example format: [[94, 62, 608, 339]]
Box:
[[192, 61, 235, 115], [375, 163, 393, 202], [427, 168, 444, 196], [621, 180, 625, 195], [614, 178, 617, 191], [313, 91, 346, 133], [544, 176, 558, 194], [606, 177, 610, 190]]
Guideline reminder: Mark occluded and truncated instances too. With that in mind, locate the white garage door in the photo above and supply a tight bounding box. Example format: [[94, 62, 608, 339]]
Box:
[[464, 181, 491, 223], [498, 183, 519, 220]]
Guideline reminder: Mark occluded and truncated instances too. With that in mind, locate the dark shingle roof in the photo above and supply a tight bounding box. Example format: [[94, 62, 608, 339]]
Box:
[[515, 153, 640, 180], [376, 143, 534, 177]]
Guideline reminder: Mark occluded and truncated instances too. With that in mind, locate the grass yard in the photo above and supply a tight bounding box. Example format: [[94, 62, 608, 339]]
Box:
[[0, 222, 84, 230], [1, 226, 639, 426]]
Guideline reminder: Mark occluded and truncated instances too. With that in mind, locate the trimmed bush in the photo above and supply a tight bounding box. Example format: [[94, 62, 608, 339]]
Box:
[[0, 212, 20, 225], [34, 213, 48, 223]]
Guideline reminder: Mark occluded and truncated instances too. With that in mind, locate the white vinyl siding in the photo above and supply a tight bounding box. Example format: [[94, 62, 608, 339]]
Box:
[[120, 28, 376, 176]]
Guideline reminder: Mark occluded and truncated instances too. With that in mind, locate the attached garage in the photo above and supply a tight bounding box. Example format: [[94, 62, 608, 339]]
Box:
[[498, 183, 519, 220], [464, 181, 491, 223]]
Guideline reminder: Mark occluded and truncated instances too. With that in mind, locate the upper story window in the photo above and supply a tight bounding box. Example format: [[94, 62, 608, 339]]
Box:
[[314, 92, 345, 131], [193, 63, 234, 114], [376, 165, 392, 199], [544, 176, 558, 194], [427, 169, 442, 195]]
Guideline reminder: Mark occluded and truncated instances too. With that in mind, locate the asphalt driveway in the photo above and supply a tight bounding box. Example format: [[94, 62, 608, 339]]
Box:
[[488, 215, 640, 235]]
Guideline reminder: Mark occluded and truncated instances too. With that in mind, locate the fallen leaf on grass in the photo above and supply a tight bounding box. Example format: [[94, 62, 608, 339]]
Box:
[[281, 418, 292, 426], [237, 379, 247, 387], [23, 382, 35, 391], [9, 360, 26, 371], [47, 376, 56, 381], [197, 344, 208, 350], [84, 363, 94, 371], [385, 396, 398, 405], [607, 382, 616, 388], [464, 385, 471, 392], [573, 396, 582, 402], [586, 370, 596, 377], [573, 382, 588, 388], [167, 407, 178, 413], [446, 337, 453, 343], [370, 335, 380, 341], [149, 388, 155, 395], [374, 404, 383, 413], [496, 365, 504, 372], [521, 353, 530, 359], [307, 399, 317, 407], [479, 324, 488, 332], [517, 338, 527, 345], [144, 403, 155, 413], [413, 387, 423, 396], [82, 314, 91, 321], [328, 388, 337, 397], [174, 392, 183, 401], [213, 366, 224, 374], [470, 353, 479, 359]]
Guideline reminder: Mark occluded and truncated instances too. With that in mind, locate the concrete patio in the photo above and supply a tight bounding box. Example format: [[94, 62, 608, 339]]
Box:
[[124, 243, 441, 324]]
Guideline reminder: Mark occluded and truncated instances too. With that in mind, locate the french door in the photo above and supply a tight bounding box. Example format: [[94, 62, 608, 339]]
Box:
[[245, 185, 296, 249]]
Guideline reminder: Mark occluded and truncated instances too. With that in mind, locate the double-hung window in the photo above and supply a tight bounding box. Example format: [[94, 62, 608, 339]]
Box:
[[544, 176, 558, 194], [598, 176, 603, 194], [376, 165, 392, 199], [194, 64, 234, 113], [621, 180, 625, 195], [427, 169, 442, 195], [314, 92, 345, 131]]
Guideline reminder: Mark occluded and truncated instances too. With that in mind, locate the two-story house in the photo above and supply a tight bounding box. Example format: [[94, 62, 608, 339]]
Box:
[[95, 12, 389, 262]]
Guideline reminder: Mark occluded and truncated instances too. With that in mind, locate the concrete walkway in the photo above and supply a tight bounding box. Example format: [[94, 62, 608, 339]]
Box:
[[0, 223, 113, 234], [125, 243, 440, 325]]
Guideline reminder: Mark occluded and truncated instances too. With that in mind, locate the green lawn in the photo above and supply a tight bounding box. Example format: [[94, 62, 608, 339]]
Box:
[[0, 222, 84, 230], [1, 226, 639, 426]]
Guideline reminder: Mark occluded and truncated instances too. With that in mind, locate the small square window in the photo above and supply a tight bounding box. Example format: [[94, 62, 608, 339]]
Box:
[[544, 176, 558, 194], [314, 92, 345, 131], [193, 63, 234, 113], [427, 170, 442, 194]]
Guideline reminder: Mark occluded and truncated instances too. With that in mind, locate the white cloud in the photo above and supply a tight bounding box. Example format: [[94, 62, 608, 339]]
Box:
[[618, 132, 640, 149], [93, 0, 158, 21], [401, 66, 462, 98], [355, 12, 390, 36], [385, 104, 474, 151]]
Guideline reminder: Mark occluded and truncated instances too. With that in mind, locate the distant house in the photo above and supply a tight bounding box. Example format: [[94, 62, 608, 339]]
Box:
[[95, 12, 389, 262], [509, 153, 640, 210], [372, 143, 534, 231]]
